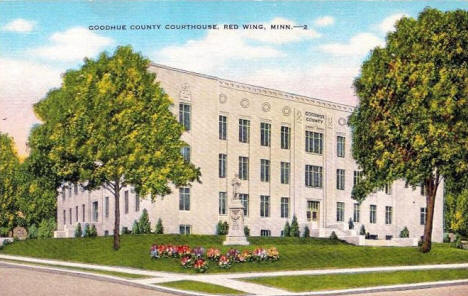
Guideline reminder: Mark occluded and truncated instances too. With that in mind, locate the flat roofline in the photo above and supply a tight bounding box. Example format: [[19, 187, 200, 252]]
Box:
[[149, 62, 356, 110]]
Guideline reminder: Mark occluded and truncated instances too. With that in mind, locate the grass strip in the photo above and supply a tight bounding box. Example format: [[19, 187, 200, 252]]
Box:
[[159, 280, 244, 295], [243, 268, 468, 292]]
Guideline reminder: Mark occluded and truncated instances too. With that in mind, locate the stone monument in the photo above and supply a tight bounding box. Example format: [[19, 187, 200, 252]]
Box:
[[224, 174, 249, 245], [12, 226, 27, 240]]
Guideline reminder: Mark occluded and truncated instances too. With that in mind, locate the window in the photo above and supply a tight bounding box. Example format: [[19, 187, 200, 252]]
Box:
[[337, 136, 345, 157], [280, 162, 290, 184], [239, 119, 250, 143], [337, 169, 345, 190], [75, 206, 78, 222], [353, 171, 362, 186], [281, 126, 291, 149], [105, 196, 109, 218], [82, 204, 85, 222], [219, 192, 227, 215], [260, 122, 271, 147], [420, 207, 427, 225], [135, 194, 140, 212], [219, 115, 227, 140], [336, 202, 345, 222], [260, 195, 270, 217], [63, 210, 66, 225], [384, 183, 392, 195], [239, 156, 249, 180], [385, 206, 393, 224], [92, 201, 98, 222], [260, 159, 270, 182], [260, 229, 271, 237], [219, 154, 227, 178], [420, 182, 425, 196], [305, 131, 323, 154], [179, 224, 191, 235], [370, 205, 377, 224], [68, 185, 72, 198], [124, 190, 129, 214], [62, 188, 66, 200], [69, 208, 72, 224], [239, 194, 249, 216], [353, 203, 360, 223], [179, 103, 191, 131], [179, 187, 190, 211], [74, 183, 78, 195], [181, 146, 190, 162], [280, 197, 289, 218], [307, 201, 320, 221], [305, 165, 323, 188]]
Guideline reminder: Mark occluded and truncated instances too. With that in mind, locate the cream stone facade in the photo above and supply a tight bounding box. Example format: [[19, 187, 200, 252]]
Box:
[[54, 63, 444, 244]]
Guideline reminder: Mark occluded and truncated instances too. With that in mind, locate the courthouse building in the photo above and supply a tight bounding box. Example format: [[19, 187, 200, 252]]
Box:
[[54, 63, 444, 244]]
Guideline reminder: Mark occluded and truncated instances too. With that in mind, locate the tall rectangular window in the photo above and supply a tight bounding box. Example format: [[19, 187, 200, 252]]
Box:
[[281, 126, 291, 149], [68, 186, 72, 198], [280, 197, 289, 218], [124, 190, 129, 214], [420, 182, 425, 196], [384, 183, 392, 195], [75, 206, 78, 222], [337, 169, 345, 190], [260, 159, 270, 182], [179, 187, 190, 211], [337, 136, 345, 158], [219, 115, 227, 140], [219, 192, 227, 215], [74, 183, 79, 195], [305, 165, 323, 188], [260, 122, 271, 147], [63, 210, 66, 225], [239, 156, 249, 180], [82, 204, 85, 222], [239, 119, 250, 143], [181, 146, 190, 162], [336, 202, 345, 222], [105, 196, 109, 218], [370, 205, 377, 224], [353, 171, 362, 186], [280, 162, 290, 184], [219, 154, 227, 178], [305, 131, 323, 154], [307, 201, 320, 222], [239, 194, 249, 216], [135, 194, 140, 212], [420, 207, 427, 225], [353, 203, 360, 223], [179, 103, 191, 131], [385, 206, 393, 224], [260, 195, 270, 217], [69, 208, 72, 224], [92, 201, 98, 222], [62, 187, 66, 200]]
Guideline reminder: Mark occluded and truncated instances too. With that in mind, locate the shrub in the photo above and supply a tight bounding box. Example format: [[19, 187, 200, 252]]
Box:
[[216, 221, 229, 235], [443, 233, 451, 243], [121, 226, 130, 235], [348, 218, 354, 230], [38, 218, 56, 239], [359, 225, 366, 235], [74, 223, 82, 238], [89, 224, 97, 237], [400, 226, 410, 238], [244, 226, 250, 237], [28, 224, 38, 239], [290, 215, 300, 237], [155, 218, 164, 234], [0, 227, 10, 237], [283, 221, 290, 237], [365, 232, 370, 239], [330, 231, 338, 240], [303, 226, 310, 238], [132, 220, 140, 234], [138, 209, 151, 234], [451, 234, 463, 249]]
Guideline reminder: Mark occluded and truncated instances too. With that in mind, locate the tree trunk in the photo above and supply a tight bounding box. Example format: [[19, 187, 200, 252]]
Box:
[[113, 180, 121, 250], [421, 174, 439, 253]]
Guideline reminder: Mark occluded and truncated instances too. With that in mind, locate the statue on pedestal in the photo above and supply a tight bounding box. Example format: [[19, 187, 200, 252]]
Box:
[[223, 174, 249, 245]]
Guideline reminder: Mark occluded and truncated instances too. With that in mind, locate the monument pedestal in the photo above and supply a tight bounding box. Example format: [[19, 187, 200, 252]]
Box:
[[223, 199, 249, 246]]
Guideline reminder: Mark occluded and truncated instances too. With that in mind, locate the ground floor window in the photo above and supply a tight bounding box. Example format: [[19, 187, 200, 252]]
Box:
[[260, 229, 271, 237], [307, 201, 320, 222], [353, 203, 360, 223], [260, 195, 270, 217], [75, 206, 78, 222], [179, 224, 191, 235], [92, 201, 99, 222], [219, 192, 227, 215], [239, 193, 249, 216], [385, 206, 392, 224], [336, 202, 344, 222], [69, 208, 72, 224], [420, 207, 427, 225], [280, 197, 289, 218], [370, 205, 377, 224], [82, 204, 85, 222], [63, 210, 66, 225]]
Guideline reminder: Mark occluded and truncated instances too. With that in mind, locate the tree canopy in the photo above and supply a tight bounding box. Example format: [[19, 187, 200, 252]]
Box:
[[350, 8, 467, 252], [0, 133, 20, 229]]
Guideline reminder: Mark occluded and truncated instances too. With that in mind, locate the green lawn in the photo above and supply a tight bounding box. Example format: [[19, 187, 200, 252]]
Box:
[[1, 234, 467, 273], [244, 269, 468, 292], [159, 280, 244, 295]]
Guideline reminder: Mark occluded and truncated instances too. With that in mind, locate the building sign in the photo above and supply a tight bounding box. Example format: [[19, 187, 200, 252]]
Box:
[[305, 111, 325, 124]]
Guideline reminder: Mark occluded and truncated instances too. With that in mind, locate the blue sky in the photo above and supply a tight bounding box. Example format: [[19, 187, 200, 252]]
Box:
[[0, 1, 466, 154]]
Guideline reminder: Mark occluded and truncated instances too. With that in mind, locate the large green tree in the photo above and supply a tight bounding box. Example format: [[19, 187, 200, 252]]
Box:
[[34, 46, 201, 249], [0, 133, 20, 230], [350, 8, 467, 252]]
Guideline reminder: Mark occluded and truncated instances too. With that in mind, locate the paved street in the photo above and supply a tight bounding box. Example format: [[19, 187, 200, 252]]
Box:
[[0, 266, 177, 296]]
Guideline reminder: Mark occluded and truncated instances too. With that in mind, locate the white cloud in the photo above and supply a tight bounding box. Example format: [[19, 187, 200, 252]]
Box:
[[314, 16, 335, 27], [30, 27, 113, 62], [2, 18, 36, 33], [378, 13, 408, 33], [155, 17, 320, 73], [0, 58, 62, 155], [320, 33, 384, 57]]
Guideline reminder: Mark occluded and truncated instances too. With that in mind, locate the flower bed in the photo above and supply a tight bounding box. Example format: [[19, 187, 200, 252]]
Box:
[[150, 244, 279, 273]]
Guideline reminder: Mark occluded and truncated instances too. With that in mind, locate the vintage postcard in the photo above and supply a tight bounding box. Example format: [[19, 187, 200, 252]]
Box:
[[0, 1, 467, 295]]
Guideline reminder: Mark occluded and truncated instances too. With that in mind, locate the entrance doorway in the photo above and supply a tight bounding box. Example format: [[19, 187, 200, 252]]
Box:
[[307, 200, 320, 229]]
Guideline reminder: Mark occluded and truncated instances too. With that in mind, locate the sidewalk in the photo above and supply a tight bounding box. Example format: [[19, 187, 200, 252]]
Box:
[[2, 254, 468, 296]]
